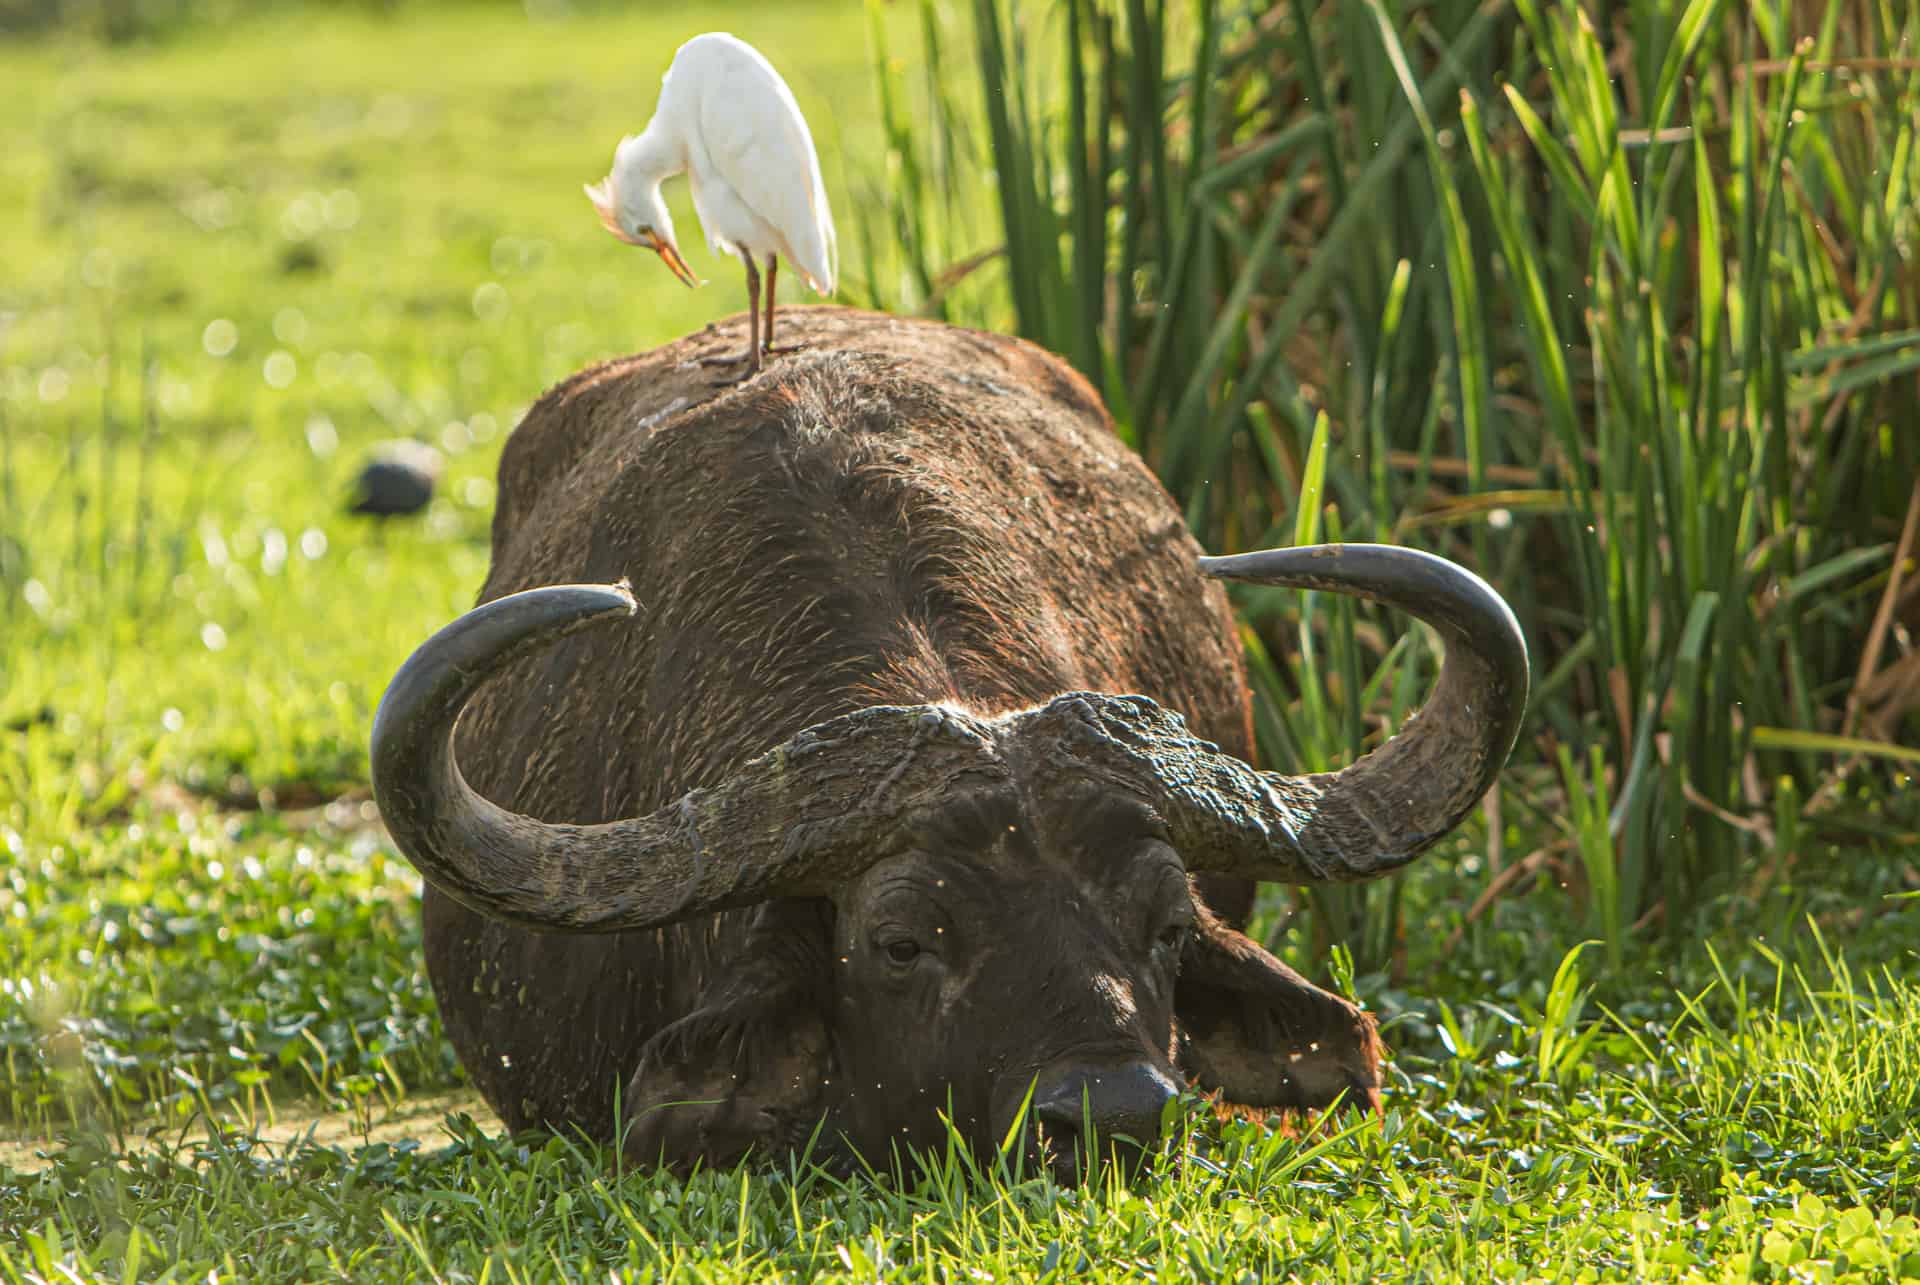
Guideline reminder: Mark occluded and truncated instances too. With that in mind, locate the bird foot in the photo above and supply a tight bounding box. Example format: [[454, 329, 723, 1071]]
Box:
[[707, 364, 761, 387], [701, 346, 764, 385], [762, 342, 805, 356]]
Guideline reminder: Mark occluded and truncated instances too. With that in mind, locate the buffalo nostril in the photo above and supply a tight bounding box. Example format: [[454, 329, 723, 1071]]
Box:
[[1032, 1062, 1179, 1151]]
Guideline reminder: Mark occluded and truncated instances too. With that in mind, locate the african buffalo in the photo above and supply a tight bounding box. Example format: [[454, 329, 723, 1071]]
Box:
[[370, 307, 1527, 1180]]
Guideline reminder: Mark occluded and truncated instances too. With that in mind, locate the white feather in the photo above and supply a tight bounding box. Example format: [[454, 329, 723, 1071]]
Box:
[[600, 32, 837, 294]]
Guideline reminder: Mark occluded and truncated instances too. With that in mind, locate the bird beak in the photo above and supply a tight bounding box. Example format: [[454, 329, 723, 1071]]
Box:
[[646, 234, 701, 289]]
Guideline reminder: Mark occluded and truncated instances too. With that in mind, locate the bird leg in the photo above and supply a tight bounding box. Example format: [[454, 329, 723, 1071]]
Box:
[[762, 255, 805, 355], [700, 252, 765, 383]]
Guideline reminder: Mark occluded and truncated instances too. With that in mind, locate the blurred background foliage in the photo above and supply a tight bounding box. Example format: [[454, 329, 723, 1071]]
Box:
[[0, 0, 627, 41]]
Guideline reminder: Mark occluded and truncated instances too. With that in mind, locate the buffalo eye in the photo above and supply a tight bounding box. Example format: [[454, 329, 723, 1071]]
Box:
[[1152, 921, 1189, 959], [883, 938, 922, 967]]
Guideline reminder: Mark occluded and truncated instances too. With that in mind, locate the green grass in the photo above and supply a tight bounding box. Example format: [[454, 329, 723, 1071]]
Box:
[[0, 0, 887, 803], [2, 0, 1918, 1279], [5, 945, 1919, 1279]]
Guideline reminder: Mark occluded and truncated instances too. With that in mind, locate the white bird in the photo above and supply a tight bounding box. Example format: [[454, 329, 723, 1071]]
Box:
[[585, 32, 838, 381]]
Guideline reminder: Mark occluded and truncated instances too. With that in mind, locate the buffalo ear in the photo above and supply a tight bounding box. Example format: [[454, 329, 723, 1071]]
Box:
[[1174, 911, 1382, 1115], [619, 900, 840, 1173], [620, 1002, 836, 1173]]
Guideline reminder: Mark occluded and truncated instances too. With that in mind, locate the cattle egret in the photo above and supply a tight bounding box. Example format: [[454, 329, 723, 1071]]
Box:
[[585, 32, 838, 381]]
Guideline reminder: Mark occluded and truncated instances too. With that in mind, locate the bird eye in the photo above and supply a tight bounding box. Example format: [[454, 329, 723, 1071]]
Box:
[[884, 938, 921, 966]]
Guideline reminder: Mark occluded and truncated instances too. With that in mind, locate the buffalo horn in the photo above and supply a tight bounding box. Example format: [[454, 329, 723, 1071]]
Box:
[[368, 582, 1009, 931], [1038, 543, 1528, 883]]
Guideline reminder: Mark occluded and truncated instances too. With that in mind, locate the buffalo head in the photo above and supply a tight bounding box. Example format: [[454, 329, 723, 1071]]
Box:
[[370, 543, 1527, 1180]]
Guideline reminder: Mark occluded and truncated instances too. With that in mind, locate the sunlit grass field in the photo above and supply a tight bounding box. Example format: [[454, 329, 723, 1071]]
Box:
[[0, 0, 888, 795], [1, 0, 1917, 1279]]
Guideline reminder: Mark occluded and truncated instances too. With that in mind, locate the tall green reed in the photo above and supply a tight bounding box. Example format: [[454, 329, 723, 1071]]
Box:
[[856, 0, 1920, 972]]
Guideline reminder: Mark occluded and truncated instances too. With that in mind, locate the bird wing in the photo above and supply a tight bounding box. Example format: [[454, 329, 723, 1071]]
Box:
[[685, 37, 838, 295]]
